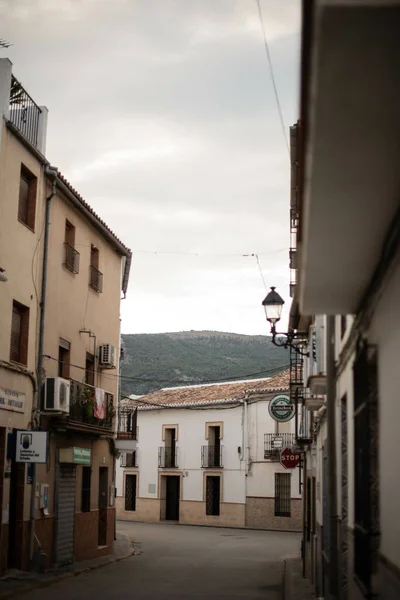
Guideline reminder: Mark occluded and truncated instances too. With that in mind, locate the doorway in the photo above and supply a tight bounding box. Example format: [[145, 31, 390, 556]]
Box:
[[98, 467, 108, 546], [55, 464, 76, 565], [160, 475, 180, 521]]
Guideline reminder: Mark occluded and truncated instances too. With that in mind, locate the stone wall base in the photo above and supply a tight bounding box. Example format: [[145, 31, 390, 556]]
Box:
[[245, 497, 303, 531]]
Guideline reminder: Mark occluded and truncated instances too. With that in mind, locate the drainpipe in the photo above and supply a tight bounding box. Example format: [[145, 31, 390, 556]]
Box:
[[29, 166, 57, 569], [326, 315, 339, 597]]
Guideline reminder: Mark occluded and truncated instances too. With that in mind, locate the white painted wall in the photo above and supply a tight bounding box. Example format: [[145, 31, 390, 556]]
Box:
[[247, 399, 301, 499], [116, 394, 301, 505], [368, 252, 400, 571]]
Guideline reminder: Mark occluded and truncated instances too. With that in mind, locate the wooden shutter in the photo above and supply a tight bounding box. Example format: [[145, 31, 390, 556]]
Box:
[[10, 304, 22, 362], [18, 174, 29, 224]]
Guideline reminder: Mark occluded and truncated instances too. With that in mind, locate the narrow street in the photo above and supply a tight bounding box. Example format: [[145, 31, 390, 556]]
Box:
[[11, 522, 301, 600]]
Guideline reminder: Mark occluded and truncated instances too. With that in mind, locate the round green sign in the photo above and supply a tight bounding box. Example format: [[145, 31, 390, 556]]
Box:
[[268, 395, 295, 422]]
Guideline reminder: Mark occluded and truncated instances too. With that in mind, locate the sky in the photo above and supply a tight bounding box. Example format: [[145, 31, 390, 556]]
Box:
[[2, 0, 300, 335]]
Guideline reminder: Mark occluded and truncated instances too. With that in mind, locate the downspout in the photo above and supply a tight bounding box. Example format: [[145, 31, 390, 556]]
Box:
[[326, 315, 338, 597], [29, 166, 57, 568]]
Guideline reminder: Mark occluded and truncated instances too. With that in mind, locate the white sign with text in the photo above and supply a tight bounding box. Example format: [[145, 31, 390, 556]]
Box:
[[16, 431, 48, 463]]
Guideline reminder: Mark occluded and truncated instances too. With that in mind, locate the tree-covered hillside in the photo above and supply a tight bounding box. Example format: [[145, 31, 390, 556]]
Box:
[[121, 331, 289, 396]]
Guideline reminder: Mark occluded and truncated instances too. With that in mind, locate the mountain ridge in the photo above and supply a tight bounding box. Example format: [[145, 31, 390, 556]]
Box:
[[120, 330, 290, 397]]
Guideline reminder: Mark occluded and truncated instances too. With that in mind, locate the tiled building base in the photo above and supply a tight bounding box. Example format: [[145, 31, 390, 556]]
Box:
[[116, 497, 161, 523], [245, 497, 302, 531], [180, 501, 245, 528]]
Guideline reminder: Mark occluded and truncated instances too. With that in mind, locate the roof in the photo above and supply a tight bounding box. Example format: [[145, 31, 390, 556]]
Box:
[[122, 369, 289, 410]]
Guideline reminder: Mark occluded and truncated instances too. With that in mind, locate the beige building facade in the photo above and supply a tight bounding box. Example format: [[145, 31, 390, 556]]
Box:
[[0, 58, 131, 574]]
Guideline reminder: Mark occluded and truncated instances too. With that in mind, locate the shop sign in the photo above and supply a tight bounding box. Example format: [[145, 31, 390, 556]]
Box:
[[16, 431, 48, 463], [0, 388, 25, 413], [268, 395, 295, 422], [59, 447, 91, 465]]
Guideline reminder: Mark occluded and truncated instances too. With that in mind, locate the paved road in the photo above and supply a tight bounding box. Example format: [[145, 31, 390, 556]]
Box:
[[16, 522, 301, 600]]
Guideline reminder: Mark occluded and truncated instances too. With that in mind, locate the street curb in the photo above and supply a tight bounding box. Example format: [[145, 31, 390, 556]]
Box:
[[283, 559, 291, 600], [117, 518, 302, 534], [0, 536, 137, 600]]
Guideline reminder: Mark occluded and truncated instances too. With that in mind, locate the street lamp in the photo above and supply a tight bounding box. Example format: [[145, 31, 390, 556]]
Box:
[[0, 268, 8, 282], [262, 286, 308, 355]]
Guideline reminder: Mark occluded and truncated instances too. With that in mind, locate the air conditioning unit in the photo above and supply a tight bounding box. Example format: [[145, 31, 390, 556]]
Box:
[[99, 344, 117, 369], [44, 377, 70, 414]]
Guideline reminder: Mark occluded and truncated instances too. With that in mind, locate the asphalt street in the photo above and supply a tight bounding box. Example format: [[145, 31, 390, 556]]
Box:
[[11, 521, 301, 600]]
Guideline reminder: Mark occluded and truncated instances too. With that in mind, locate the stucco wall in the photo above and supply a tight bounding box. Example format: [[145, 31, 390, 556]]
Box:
[[42, 187, 123, 400], [368, 253, 400, 573]]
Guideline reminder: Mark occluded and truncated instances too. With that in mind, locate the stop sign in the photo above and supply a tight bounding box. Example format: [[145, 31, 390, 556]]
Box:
[[280, 447, 301, 469]]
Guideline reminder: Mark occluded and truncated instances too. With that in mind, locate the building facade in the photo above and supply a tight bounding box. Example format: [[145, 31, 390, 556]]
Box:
[[116, 371, 303, 532], [0, 58, 131, 573], [286, 3, 400, 599]]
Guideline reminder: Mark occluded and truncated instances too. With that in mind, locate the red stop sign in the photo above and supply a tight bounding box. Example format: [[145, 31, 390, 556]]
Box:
[[280, 447, 301, 469]]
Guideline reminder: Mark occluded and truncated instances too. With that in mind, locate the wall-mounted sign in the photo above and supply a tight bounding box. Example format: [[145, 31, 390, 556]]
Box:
[[59, 447, 91, 465], [0, 388, 25, 413], [268, 395, 295, 422], [16, 431, 48, 463]]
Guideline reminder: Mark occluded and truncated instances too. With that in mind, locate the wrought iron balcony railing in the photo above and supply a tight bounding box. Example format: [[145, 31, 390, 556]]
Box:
[[117, 408, 137, 440], [69, 380, 114, 429], [90, 265, 103, 293], [264, 433, 296, 459], [9, 75, 42, 148], [295, 388, 313, 445], [64, 243, 80, 274], [120, 451, 137, 468], [158, 446, 178, 468], [201, 445, 223, 468]]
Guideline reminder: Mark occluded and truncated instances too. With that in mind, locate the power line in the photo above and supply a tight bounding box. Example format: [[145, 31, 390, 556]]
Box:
[[255, 0, 290, 154], [255, 254, 268, 291], [44, 354, 288, 386]]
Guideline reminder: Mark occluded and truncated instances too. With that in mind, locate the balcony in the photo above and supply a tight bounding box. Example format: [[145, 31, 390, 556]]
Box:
[[9, 75, 42, 148], [120, 451, 137, 468], [64, 243, 80, 274], [295, 389, 313, 446], [201, 445, 223, 468], [89, 265, 103, 293], [158, 446, 178, 469], [68, 380, 114, 434], [116, 408, 137, 452], [264, 433, 296, 460]]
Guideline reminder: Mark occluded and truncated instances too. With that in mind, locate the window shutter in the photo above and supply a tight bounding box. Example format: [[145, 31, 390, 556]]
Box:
[[10, 306, 22, 362], [18, 174, 29, 224]]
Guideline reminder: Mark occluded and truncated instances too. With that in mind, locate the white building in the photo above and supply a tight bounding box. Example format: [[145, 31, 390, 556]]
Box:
[[116, 370, 303, 531]]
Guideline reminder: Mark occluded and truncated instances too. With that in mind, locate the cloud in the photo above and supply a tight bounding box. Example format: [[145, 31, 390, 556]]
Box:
[[2, 0, 300, 334]]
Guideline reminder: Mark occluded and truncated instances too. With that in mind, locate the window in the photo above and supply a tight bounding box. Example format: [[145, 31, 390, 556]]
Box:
[[18, 165, 37, 230], [85, 352, 95, 386], [275, 473, 291, 517], [120, 452, 136, 468], [202, 425, 222, 467], [81, 466, 91, 513], [125, 474, 137, 511], [10, 301, 29, 365], [58, 338, 70, 379], [206, 476, 220, 516], [89, 245, 103, 292], [353, 343, 379, 594], [64, 220, 80, 273]]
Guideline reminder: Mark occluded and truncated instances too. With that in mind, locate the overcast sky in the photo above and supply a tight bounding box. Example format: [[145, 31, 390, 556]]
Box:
[[2, 0, 300, 335]]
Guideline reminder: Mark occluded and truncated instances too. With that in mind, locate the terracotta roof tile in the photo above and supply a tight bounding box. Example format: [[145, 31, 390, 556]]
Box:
[[122, 369, 289, 410]]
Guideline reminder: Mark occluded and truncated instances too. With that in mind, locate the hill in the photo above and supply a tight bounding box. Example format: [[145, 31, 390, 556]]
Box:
[[120, 331, 290, 397]]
